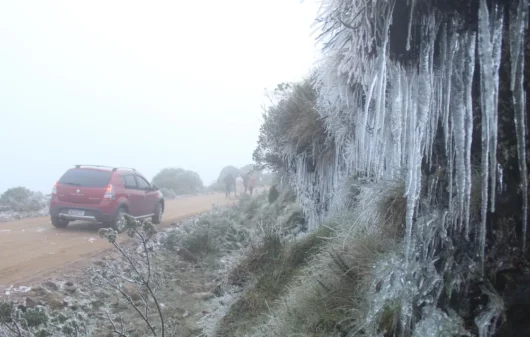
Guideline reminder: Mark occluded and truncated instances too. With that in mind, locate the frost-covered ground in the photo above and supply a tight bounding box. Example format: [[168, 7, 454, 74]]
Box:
[[0, 190, 298, 337]]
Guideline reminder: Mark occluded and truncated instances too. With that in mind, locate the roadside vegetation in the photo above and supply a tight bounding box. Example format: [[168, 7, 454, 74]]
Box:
[[0, 187, 304, 337], [0, 187, 49, 222], [207, 165, 273, 192], [151, 168, 203, 198]]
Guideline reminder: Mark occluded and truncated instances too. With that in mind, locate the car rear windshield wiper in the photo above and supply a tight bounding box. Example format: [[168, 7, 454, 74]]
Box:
[[61, 182, 82, 186]]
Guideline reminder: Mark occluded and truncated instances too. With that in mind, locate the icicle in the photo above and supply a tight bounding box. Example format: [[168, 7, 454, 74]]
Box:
[[442, 28, 458, 218], [497, 163, 503, 194], [402, 19, 436, 336], [510, 0, 528, 91], [510, 0, 529, 251], [367, 41, 389, 176], [477, 0, 492, 274], [463, 32, 476, 238], [489, 6, 504, 213], [360, 73, 377, 173], [443, 29, 458, 154], [406, 0, 417, 51], [404, 75, 418, 271], [395, 72, 409, 180], [450, 36, 466, 230], [391, 69, 404, 178]]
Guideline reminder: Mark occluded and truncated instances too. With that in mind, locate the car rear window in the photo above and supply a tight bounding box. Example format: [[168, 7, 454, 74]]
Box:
[[59, 169, 112, 188]]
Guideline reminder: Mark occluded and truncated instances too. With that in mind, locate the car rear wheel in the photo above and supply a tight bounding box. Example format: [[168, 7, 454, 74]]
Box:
[[152, 203, 163, 225], [51, 216, 69, 228], [109, 207, 128, 233]]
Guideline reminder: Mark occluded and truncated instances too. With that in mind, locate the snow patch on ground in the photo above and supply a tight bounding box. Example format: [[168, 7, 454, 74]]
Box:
[[3, 285, 32, 296]]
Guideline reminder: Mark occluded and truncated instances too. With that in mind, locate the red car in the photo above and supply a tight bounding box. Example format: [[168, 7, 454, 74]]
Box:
[[49, 165, 164, 232]]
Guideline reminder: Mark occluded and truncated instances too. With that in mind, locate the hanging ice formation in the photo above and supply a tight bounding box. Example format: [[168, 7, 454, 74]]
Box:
[[277, 0, 530, 335], [312, 0, 528, 263], [510, 0, 529, 253]]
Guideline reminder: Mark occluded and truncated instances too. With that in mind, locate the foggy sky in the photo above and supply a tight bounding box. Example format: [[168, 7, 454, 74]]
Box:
[[0, 0, 319, 193]]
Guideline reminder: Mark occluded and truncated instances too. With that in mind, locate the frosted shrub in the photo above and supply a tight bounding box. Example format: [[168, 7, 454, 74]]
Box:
[[0, 187, 47, 212], [93, 215, 168, 337], [162, 205, 256, 258], [0, 302, 88, 337], [159, 188, 177, 200]]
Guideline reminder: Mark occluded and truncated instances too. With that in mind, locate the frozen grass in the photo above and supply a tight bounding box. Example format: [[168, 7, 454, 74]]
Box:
[[216, 225, 331, 337], [205, 179, 406, 337], [224, 179, 405, 337], [248, 220, 398, 336], [160, 188, 305, 270]]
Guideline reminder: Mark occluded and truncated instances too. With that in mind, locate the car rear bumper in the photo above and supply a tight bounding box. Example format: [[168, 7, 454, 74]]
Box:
[[50, 206, 116, 223]]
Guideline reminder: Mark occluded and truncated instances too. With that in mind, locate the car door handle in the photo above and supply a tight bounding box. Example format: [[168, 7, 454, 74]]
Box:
[[127, 193, 131, 197]]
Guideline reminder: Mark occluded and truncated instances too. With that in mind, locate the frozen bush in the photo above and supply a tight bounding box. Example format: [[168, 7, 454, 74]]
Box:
[[0, 187, 47, 212], [152, 167, 203, 195], [159, 187, 177, 200], [162, 207, 255, 258], [0, 302, 88, 337]]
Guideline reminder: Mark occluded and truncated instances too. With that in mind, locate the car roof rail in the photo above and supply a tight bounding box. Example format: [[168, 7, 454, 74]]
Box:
[[74, 165, 136, 172], [111, 167, 137, 172], [75, 164, 113, 169]]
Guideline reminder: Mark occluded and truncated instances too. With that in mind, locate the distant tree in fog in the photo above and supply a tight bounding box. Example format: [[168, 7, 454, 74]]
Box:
[[151, 168, 203, 196], [217, 166, 240, 182]]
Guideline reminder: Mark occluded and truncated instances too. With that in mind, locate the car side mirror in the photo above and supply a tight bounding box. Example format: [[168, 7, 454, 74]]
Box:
[[151, 185, 159, 191]]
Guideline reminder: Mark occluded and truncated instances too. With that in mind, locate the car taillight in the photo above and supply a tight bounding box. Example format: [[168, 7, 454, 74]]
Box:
[[52, 181, 58, 195], [104, 184, 115, 199]]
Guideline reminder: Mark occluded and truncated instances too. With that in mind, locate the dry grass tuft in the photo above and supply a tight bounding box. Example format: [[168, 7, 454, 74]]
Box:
[[218, 225, 332, 337]]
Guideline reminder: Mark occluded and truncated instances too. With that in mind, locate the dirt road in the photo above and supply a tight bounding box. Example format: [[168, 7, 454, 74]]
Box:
[[0, 193, 237, 288]]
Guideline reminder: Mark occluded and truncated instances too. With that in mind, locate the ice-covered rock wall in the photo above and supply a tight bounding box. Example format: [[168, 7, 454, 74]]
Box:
[[304, 0, 529, 266], [282, 0, 529, 335]]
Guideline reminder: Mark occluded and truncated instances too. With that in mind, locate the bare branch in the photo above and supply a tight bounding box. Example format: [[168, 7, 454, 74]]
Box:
[[145, 282, 165, 337], [135, 228, 152, 282], [1, 322, 22, 337], [99, 218, 166, 336], [98, 272, 157, 336], [11, 317, 23, 337], [105, 310, 128, 337], [136, 288, 150, 319], [111, 242, 146, 284]]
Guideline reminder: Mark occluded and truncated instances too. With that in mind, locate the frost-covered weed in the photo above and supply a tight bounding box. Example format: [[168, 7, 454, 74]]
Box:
[[94, 216, 168, 337], [0, 302, 88, 337]]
